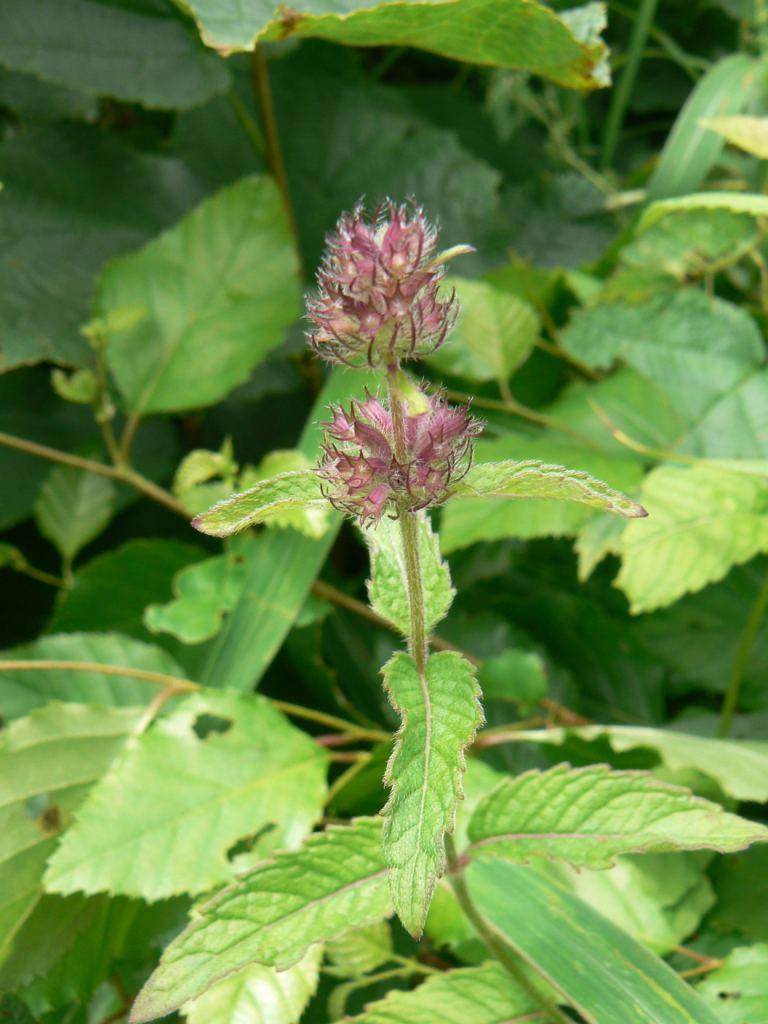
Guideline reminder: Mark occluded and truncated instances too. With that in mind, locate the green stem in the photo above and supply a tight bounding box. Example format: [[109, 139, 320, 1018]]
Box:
[[0, 430, 185, 517], [445, 838, 571, 1024], [719, 566, 768, 736], [250, 45, 302, 275], [227, 88, 266, 156], [601, 0, 661, 170], [387, 372, 429, 674]]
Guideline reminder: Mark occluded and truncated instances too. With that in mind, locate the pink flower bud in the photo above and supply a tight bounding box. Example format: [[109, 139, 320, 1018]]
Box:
[[307, 201, 471, 369], [318, 389, 482, 523]]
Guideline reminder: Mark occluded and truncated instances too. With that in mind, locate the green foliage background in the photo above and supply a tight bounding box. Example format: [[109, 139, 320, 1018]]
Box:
[[1, 0, 768, 1021]]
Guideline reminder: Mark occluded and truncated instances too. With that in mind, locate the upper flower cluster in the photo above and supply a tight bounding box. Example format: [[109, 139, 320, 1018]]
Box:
[[318, 390, 481, 523], [306, 202, 469, 369]]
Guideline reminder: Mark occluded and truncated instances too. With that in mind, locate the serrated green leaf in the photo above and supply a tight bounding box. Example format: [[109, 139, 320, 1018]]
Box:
[[237, 451, 331, 539], [467, 764, 768, 867], [560, 290, 763, 423], [702, 114, 768, 157], [100, 176, 300, 415], [0, 0, 229, 109], [0, 703, 140, 972], [145, 535, 259, 645], [428, 277, 539, 384], [638, 192, 768, 233], [440, 433, 645, 552], [364, 512, 453, 636], [510, 725, 768, 802], [616, 464, 768, 612], [0, 632, 186, 721], [184, 945, 323, 1024], [181, 0, 607, 88], [192, 470, 326, 538], [451, 458, 646, 514], [695, 944, 768, 1023], [345, 961, 536, 1023], [45, 690, 328, 900], [49, 539, 206, 638], [34, 466, 116, 563], [382, 651, 482, 937], [129, 818, 390, 1022], [646, 54, 762, 202], [467, 859, 722, 1024], [0, 125, 203, 373], [325, 920, 393, 978]]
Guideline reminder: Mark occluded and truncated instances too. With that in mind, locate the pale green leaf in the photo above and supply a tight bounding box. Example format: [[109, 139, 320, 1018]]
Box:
[[173, 439, 237, 497], [622, 209, 758, 279], [45, 690, 328, 900], [0, 632, 186, 721], [129, 818, 390, 1023], [429, 277, 539, 384], [450, 458, 646, 515], [364, 512, 453, 636], [192, 471, 326, 538], [181, 0, 607, 89], [467, 764, 768, 867], [345, 961, 536, 1024], [440, 433, 645, 552], [510, 725, 768, 802], [34, 466, 116, 562], [184, 945, 323, 1024], [238, 451, 331, 539], [0, 125, 203, 373], [0, 0, 229, 109], [0, 703, 140, 970], [702, 114, 768, 157], [616, 464, 768, 612], [383, 651, 483, 937], [145, 535, 259, 645], [546, 854, 714, 954], [477, 650, 547, 707], [100, 176, 300, 415], [695, 944, 768, 1023], [50, 368, 98, 405], [326, 920, 393, 978], [560, 290, 763, 422], [639, 192, 768, 233], [646, 54, 762, 201], [467, 859, 722, 1024]]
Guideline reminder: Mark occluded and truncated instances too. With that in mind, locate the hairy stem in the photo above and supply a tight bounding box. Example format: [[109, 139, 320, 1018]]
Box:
[[719, 566, 768, 736], [387, 372, 429, 673], [445, 837, 571, 1024]]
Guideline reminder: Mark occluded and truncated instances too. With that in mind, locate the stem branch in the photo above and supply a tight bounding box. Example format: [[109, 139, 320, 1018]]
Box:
[[719, 566, 768, 736], [445, 837, 571, 1024]]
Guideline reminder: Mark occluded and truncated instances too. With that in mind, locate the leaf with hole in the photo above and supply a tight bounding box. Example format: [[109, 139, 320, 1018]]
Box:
[[44, 690, 328, 900]]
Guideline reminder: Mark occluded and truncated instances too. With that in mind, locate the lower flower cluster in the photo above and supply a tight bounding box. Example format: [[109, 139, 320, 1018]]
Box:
[[318, 390, 481, 523]]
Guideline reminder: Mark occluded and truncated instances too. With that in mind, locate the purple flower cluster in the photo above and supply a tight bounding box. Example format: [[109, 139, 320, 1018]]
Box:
[[306, 201, 460, 369], [319, 390, 481, 523]]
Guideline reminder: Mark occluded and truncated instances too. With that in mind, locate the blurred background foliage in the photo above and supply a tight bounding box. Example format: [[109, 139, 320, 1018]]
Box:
[[2, 0, 768, 1020]]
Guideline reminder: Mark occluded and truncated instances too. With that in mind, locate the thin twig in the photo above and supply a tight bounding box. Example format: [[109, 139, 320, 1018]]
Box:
[[0, 430, 185, 516], [442, 389, 595, 446], [0, 659, 199, 691], [445, 837, 572, 1024], [251, 46, 302, 275], [719, 566, 768, 736]]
